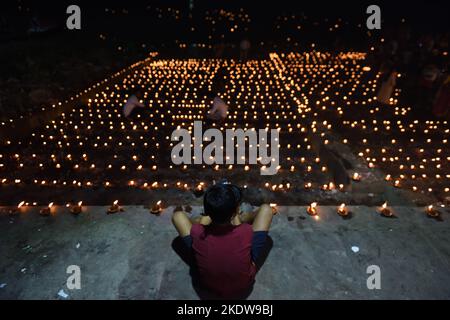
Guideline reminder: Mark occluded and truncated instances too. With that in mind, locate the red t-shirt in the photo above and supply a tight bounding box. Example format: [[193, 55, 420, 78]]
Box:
[[191, 223, 256, 299]]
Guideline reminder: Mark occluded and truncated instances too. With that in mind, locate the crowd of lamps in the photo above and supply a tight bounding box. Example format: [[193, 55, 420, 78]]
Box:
[[0, 50, 447, 218]]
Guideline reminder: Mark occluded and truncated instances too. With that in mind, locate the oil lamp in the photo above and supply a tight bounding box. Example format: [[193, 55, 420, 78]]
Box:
[[193, 184, 205, 198], [269, 203, 278, 214], [8, 201, 25, 214], [352, 172, 361, 182], [379, 202, 393, 217], [337, 203, 348, 217], [426, 205, 440, 219], [107, 200, 122, 214], [307, 202, 318, 216], [40, 202, 54, 216], [150, 200, 163, 215], [70, 201, 83, 215]]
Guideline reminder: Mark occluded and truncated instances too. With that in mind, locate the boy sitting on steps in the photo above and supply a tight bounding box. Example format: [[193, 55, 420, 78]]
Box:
[[172, 183, 276, 299]]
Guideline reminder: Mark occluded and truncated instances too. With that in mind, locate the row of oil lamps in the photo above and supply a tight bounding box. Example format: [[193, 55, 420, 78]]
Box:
[[5, 200, 164, 216], [2, 200, 442, 220], [305, 201, 442, 220]]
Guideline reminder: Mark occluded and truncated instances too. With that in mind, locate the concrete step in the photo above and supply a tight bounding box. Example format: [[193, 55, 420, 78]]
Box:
[[0, 205, 449, 299]]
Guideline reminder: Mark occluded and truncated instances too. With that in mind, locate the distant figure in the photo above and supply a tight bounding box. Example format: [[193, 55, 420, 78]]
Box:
[[207, 97, 229, 122], [123, 93, 145, 118], [377, 69, 398, 105], [240, 38, 251, 61]]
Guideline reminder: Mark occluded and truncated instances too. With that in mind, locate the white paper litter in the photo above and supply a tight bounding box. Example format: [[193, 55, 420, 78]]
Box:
[[20, 268, 27, 273], [0, 283, 6, 288], [76, 243, 80, 249], [57, 289, 69, 299], [351, 246, 360, 253]]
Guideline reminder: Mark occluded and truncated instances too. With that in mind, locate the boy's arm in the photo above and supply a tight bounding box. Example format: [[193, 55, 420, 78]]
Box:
[[191, 215, 212, 226], [240, 204, 276, 232]]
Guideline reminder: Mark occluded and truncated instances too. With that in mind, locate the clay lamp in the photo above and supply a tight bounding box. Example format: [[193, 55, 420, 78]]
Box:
[[379, 202, 393, 218], [40, 202, 54, 216], [337, 203, 349, 217], [270, 203, 278, 215], [307, 202, 318, 216], [426, 205, 441, 219], [193, 184, 205, 198], [107, 200, 122, 214], [150, 200, 163, 215], [70, 201, 83, 215], [8, 201, 25, 214]]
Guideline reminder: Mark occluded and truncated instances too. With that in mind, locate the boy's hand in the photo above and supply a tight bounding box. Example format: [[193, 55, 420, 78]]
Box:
[[269, 204, 278, 215]]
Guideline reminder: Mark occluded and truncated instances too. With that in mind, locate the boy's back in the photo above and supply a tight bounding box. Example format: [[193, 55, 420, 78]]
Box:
[[191, 223, 256, 299]]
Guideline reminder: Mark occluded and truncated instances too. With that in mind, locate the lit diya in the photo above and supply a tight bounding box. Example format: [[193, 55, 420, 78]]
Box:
[[307, 202, 318, 216], [379, 202, 394, 218], [40, 202, 54, 216], [269, 203, 278, 215], [337, 203, 349, 217], [8, 201, 25, 214], [107, 200, 122, 214], [70, 201, 83, 215], [193, 184, 205, 198], [352, 172, 361, 182], [150, 200, 163, 215], [426, 205, 441, 219]]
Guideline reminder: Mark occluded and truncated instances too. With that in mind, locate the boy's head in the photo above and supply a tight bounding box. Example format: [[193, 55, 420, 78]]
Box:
[[204, 183, 241, 224]]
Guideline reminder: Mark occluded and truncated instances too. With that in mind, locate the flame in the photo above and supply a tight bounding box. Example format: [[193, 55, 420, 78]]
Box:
[[156, 200, 162, 206], [18, 201, 25, 208], [48, 202, 54, 208], [339, 203, 346, 210], [311, 202, 317, 209], [382, 202, 387, 209], [269, 203, 277, 207], [428, 205, 433, 211], [113, 200, 118, 206], [78, 201, 83, 207]]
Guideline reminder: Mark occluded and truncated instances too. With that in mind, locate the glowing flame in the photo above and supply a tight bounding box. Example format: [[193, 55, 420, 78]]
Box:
[[113, 200, 118, 206], [78, 201, 83, 207], [339, 203, 346, 210], [311, 202, 317, 209], [48, 202, 54, 208], [428, 205, 433, 211], [156, 200, 162, 206], [18, 201, 25, 208], [382, 202, 387, 209]]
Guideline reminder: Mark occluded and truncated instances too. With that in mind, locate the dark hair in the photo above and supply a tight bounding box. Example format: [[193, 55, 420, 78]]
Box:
[[204, 184, 241, 224]]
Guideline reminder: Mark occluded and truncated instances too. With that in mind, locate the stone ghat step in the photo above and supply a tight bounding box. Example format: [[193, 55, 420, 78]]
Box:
[[0, 205, 449, 299]]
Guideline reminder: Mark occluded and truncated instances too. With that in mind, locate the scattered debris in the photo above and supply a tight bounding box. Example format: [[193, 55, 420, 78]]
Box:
[[57, 289, 69, 299], [76, 243, 80, 249], [351, 246, 360, 253], [0, 283, 6, 289], [20, 268, 27, 273]]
